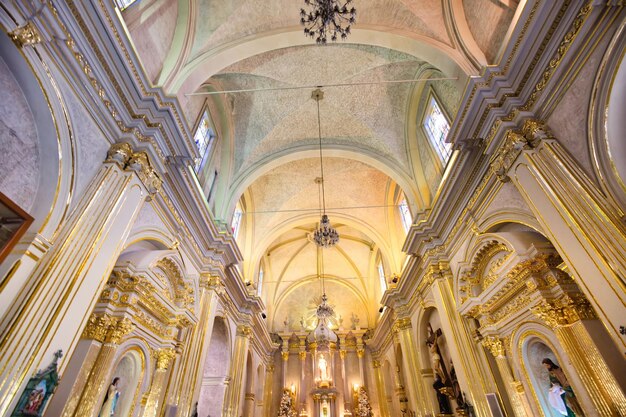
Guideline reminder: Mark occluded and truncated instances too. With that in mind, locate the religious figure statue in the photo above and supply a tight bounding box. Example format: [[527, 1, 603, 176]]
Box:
[[99, 377, 120, 417], [427, 328, 446, 383], [542, 358, 584, 416], [449, 360, 466, 408], [433, 374, 453, 415], [318, 354, 329, 380]]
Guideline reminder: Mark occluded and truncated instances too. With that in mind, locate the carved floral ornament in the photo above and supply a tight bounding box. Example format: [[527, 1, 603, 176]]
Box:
[[531, 294, 597, 328], [481, 336, 505, 357], [105, 142, 162, 194], [155, 348, 176, 369]]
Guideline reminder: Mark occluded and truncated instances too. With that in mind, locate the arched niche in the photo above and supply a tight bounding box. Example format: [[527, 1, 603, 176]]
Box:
[[106, 347, 145, 417], [198, 316, 231, 417], [589, 18, 626, 211]]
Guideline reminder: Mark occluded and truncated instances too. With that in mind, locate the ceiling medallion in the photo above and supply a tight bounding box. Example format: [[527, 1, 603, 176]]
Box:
[[311, 89, 339, 248], [300, 0, 356, 44]]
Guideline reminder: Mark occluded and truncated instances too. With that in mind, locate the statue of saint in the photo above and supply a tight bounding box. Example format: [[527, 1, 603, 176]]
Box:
[[318, 354, 329, 380], [542, 358, 584, 416], [99, 377, 120, 417], [427, 329, 446, 383], [433, 374, 453, 415]]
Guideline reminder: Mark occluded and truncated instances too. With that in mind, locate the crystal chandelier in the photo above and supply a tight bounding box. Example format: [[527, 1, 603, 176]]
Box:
[[311, 89, 339, 248], [300, 0, 356, 44]]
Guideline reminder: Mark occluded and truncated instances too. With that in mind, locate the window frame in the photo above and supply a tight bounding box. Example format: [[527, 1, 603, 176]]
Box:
[[114, 0, 139, 11], [231, 203, 243, 239], [377, 260, 387, 293], [192, 106, 217, 173], [398, 197, 412, 232], [421, 91, 452, 163]]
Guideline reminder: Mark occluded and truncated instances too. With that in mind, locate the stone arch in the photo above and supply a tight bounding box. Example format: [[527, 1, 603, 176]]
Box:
[[589, 18, 626, 210], [107, 346, 146, 417], [198, 315, 231, 417], [0, 29, 74, 280], [511, 323, 593, 417], [457, 239, 513, 303], [170, 28, 475, 96]]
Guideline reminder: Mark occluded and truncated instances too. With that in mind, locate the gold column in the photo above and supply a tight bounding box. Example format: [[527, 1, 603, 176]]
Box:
[[392, 317, 431, 417], [356, 337, 365, 383], [339, 349, 350, 411], [499, 120, 626, 350], [482, 337, 529, 417], [532, 295, 626, 415], [174, 276, 222, 415], [299, 349, 307, 407], [72, 315, 134, 417], [0, 143, 157, 416], [222, 324, 253, 417], [263, 360, 275, 417], [142, 348, 176, 417], [372, 359, 390, 417]]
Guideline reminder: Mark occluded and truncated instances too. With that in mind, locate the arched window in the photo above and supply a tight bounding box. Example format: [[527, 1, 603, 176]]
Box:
[[231, 202, 243, 239], [423, 95, 452, 163], [399, 197, 412, 232], [378, 260, 387, 293], [193, 109, 217, 172]]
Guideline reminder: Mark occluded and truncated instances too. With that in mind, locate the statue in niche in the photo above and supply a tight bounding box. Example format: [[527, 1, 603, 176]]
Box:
[[542, 358, 584, 416], [433, 374, 453, 415], [318, 354, 330, 381], [283, 316, 291, 331], [98, 377, 121, 417], [299, 316, 307, 331], [426, 325, 448, 383]]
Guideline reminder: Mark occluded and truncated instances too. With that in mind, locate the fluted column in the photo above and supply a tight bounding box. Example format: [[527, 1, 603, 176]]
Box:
[[263, 361, 275, 417], [392, 316, 431, 417], [372, 359, 390, 417], [281, 340, 289, 387], [356, 337, 365, 384], [481, 337, 530, 417], [143, 348, 176, 417], [175, 275, 222, 416], [299, 349, 307, 407], [430, 271, 491, 416], [532, 295, 626, 415], [496, 120, 626, 350], [339, 349, 350, 412], [222, 324, 253, 417], [72, 315, 134, 417], [0, 143, 157, 416]]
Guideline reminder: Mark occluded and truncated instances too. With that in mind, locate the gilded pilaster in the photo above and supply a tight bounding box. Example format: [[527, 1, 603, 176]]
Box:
[[72, 316, 134, 417], [0, 143, 155, 416], [372, 359, 390, 417], [504, 120, 626, 350], [143, 348, 176, 417], [481, 337, 529, 417], [392, 316, 429, 417], [222, 324, 253, 417], [532, 296, 626, 415], [263, 361, 275, 417]]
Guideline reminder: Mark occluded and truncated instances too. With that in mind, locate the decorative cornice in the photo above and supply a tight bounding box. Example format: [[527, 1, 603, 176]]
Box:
[[105, 142, 162, 194]]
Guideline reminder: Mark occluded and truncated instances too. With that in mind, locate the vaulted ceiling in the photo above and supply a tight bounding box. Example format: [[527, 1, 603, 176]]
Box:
[[120, 0, 519, 332]]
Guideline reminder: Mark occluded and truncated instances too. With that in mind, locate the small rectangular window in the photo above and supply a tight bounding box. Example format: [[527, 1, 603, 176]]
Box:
[[399, 198, 412, 232], [378, 261, 387, 292], [423, 96, 452, 162], [194, 110, 216, 172], [231, 204, 243, 239], [257, 267, 264, 297], [115, 0, 138, 10]]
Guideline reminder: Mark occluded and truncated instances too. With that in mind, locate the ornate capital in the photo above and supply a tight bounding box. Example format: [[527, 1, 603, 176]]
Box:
[[9, 22, 41, 48], [155, 348, 176, 369], [105, 142, 134, 167], [106, 317, 134, 344], [393, 317, 412, 333], [236, 325, 253, 338], [299, 351, 307, 361], [372, 360, 381, 368], [482, 336, 505, 357], [82, 314, 114, 342], [521, 119, 553, 146], [266, 364, 275, 373], [532, 294, 597, 328], [339, 350, 346, 360], [128, 151, 162, 194], [281, 351, 289, 361], [490, 130, 529, 183], [356, 348, 365, 358]]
